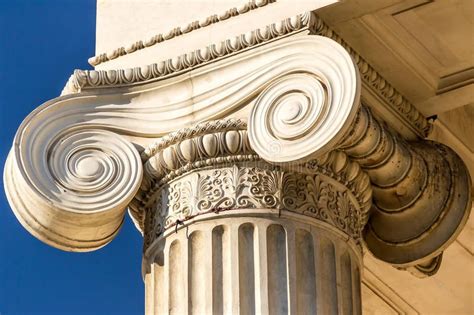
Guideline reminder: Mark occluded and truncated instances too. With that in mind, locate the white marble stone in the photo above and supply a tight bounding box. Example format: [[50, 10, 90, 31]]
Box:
[[3, 1, 473, 314], [144, 212, 362, 315]]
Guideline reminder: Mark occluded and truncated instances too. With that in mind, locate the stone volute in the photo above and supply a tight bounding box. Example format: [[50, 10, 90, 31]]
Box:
[[3, 8, 471, 315]]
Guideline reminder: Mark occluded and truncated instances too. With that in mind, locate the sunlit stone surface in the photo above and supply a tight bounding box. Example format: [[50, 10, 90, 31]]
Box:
[[3, 0, 473, 313]]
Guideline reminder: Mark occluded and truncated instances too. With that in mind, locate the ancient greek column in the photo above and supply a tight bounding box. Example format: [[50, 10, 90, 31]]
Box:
[[4, 5, 471, 314]]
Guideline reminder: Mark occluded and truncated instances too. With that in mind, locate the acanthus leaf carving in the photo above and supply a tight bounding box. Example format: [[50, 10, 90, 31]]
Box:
[[144, 163, 367, 251]]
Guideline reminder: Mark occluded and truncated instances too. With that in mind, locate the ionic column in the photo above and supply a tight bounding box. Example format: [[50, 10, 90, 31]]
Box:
[[140, 120, 371, 315], [3, 10, 472, 314]]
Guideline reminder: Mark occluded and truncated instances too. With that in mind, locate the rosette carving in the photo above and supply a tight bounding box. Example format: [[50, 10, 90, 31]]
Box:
[[248, 37, 360, 163]]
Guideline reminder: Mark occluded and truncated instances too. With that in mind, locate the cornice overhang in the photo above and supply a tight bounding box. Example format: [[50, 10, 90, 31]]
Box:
[[3, 10, 471, 277]]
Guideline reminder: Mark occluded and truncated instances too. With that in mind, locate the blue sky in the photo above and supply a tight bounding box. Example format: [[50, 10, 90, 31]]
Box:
[[0, 1, 144, 314]]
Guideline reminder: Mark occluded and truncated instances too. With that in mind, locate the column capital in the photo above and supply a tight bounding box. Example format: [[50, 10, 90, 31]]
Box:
[[3, 10, 471, 279]]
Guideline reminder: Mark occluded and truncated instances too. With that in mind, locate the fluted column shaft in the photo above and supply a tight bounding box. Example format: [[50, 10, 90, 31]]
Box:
[[144, 212, 362, 315]]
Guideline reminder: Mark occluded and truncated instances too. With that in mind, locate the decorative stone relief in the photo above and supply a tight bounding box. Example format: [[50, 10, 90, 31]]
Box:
[[145, 164, 366, 247], [248, 64, 359, 163], [139, 119, 372, 250], [63, 12, 316, 94], [249, 86, 471, 269], [248, 89, 471, 272], [6, 34, 367, 251], [4, 128, 143, 251], [2, 12, 470, 280]]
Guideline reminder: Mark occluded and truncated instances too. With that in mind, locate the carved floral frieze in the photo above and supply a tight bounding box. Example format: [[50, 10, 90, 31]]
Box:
[[143, 163, 365, 251]]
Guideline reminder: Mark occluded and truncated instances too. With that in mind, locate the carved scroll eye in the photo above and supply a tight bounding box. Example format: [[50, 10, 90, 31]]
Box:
[[4, 127, 143, 251], [256, 74, 329, 142], [248, 36, 361, 164]]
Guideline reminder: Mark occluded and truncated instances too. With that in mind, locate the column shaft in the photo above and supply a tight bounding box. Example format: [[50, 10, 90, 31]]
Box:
[[144, 212, 362, 315]]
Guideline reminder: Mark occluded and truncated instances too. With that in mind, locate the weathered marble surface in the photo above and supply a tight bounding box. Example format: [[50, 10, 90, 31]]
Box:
[[3, 0, 473, 314]]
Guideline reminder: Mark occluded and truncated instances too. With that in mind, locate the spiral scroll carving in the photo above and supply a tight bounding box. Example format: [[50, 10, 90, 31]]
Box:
[[46, 129, 142, 211], [248, 37, 360, 163], [6, 35, 369, 252], [4, 119, 142, 251], [245, 43, 470, 274]]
